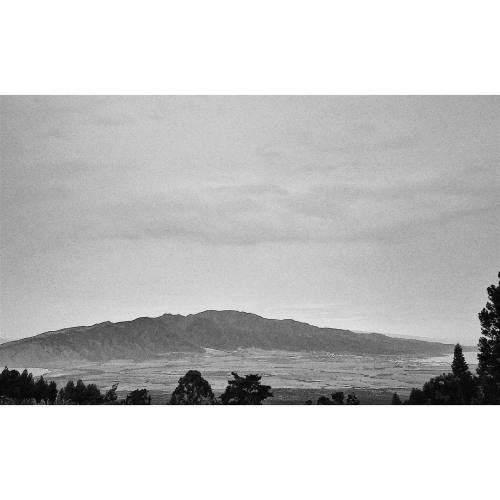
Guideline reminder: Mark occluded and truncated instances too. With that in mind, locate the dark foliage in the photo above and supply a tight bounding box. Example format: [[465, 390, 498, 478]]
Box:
[[104, 383, 119, 403], [0, 367, 53, 404], [315, 391, 361, 405], [47, 381, 58, 403], [477, 271, 500, 403], [331, 392, 344, 404], [391, 393, 402, 405], [317, 395, 331, 405], [346, 393, 360, 405], [170, 370, 215, 405], [405, 273, 500, 405], [407, 349, 479, 405], [57, 379, 105, 405], [451, 344, 468, 378], [220, 372, 273, 405], [421, 373, 468, 404], [407, 388, 426, 404], [125, 388, 151, 405]]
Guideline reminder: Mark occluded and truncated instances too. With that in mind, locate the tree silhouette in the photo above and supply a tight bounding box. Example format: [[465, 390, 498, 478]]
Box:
[[391, 393, 402, 405], [450, 343, 478, 403], [48, 381, 58, 404], [104, 383, 119, 403], [477, 271, 500, 403], [317, 395, 331, 405], [220, 372, 273, 405], [451, 344, 469, 378], [346, 393, 360, 405], [422, 373, 465, 404], [57, 379, 104, 404], [19, 369, 35, 401], [125, 388, 151, 405], [59, 380, 75, 404], [34, 376, 49, 403], [331, 392, 344, 405], [84, 383, 104, 404], [407, 388, 426, 404], [170, 370, 215, 405]]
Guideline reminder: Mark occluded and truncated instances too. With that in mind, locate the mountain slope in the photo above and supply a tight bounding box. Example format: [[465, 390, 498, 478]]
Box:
[[0, 310, 455, 366]]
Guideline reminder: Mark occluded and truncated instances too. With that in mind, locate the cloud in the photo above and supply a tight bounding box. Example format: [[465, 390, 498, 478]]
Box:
[[87, 166, 498, 246], [2, 96, 498, 251]]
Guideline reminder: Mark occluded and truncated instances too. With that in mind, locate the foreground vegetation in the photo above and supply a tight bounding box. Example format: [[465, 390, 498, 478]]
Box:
[[398, 271, 500, 405], [0, 368, 275, 405], [1, 272, 499, 405]]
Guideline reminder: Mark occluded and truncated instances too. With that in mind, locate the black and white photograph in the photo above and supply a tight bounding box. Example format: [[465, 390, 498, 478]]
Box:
[[1, 2, 498, 500], [1, 95, 498, 407]]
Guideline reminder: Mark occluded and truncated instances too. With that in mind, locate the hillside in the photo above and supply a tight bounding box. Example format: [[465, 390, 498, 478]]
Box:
[[0, 310, 456, 366]]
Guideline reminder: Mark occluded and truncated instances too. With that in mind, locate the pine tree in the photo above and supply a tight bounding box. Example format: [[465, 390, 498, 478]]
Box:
[[477, 271, 500, 403], [451, 344, 469, 378], [450, 343, 478, 404]]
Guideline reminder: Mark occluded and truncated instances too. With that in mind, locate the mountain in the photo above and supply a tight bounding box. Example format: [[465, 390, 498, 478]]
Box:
[[0, 337, 11, 345], [0, 310, 455, 366]]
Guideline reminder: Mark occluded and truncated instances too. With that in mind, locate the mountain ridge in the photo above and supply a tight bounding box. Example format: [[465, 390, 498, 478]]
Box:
[[0, 310, 458, 367]]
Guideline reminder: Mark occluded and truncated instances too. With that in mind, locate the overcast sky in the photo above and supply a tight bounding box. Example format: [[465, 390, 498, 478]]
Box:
[[1, 96, 498, 343]]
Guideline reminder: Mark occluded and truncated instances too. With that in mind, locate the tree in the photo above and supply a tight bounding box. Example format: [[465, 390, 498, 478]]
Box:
[[125, 389, 151, 405], [34, 376, 49, 403], [220, 372, 273, 405], [391, 393, 402, 405], [104, 383, 119, 403], [84, 383, 104, 404], [451, 344, 469, 378], [346, 393, 360, 405], [47, 381, 58, 404], [422, 373, 465, 404], [331, 392, 344, 405], [58, 380, 75, 404], [317, 395, 331, 405], [19, 369, 35, 402], [450, 343, 478, 403], [0, 367, 10, 396], [407, 388, 426, 404], [170, 370, 215, 405], [477, 271, 500, 403]]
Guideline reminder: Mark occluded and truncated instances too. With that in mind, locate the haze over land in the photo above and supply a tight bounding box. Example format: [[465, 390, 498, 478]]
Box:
[[1, 96, 499, 344]]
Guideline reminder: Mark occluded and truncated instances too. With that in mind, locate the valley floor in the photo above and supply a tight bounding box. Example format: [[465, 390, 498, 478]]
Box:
[[23, 348, 479, 404]]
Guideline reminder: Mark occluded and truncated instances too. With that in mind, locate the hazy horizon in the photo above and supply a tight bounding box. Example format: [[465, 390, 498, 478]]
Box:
[[1, 96, 499, 343]]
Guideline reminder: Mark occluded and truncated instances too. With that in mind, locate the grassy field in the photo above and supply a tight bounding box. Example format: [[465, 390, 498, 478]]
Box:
[[29, 348, 478, 404]]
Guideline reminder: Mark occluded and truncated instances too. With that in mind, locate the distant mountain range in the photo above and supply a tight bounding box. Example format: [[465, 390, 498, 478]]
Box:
[[0, 311, 460, 367], [0, 310, 458, 367]]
